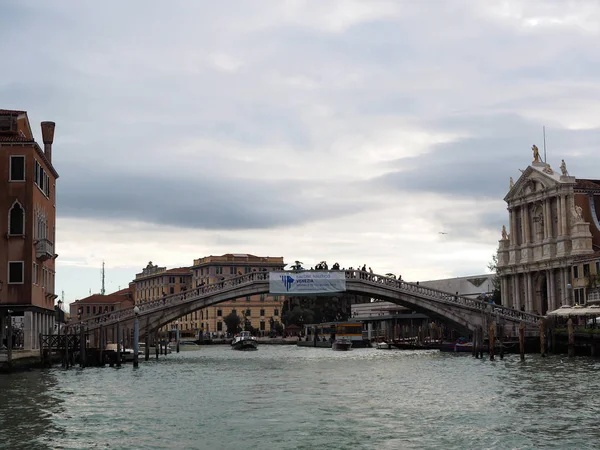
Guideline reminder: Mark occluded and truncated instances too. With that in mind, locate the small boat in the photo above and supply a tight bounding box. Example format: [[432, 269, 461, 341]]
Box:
[[439, 337, 473, 353], [231, 331, 258, 351], [332, 337, 352, 351], [376, 341, 392, 350]]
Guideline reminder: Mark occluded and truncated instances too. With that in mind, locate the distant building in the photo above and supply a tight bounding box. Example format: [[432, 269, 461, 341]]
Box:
[[419, 274, 496, 299], [497, 154, 600, 313], [132, 262, 192, 335], [191, 254, 285, 335], [0, 109, 59, 351], [69, 285, 135, 321]]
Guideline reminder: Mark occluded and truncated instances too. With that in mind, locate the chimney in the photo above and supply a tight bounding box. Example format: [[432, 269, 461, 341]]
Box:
[[40, 121, 56, 163]]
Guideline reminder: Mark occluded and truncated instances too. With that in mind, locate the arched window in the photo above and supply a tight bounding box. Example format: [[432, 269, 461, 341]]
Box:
[[9, 202, 24, 235]]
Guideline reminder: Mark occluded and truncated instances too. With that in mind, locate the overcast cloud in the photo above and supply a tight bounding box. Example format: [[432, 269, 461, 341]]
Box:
[[3, 0, 600, 304]]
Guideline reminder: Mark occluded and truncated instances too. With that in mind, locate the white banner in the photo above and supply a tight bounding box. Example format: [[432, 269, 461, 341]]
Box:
[[269, 271, 347, 295]]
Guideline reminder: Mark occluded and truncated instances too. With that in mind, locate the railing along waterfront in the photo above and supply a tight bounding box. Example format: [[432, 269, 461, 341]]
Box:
[[76, 270, 541, 331]]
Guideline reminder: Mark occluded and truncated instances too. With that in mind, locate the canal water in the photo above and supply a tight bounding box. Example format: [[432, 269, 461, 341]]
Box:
[[1, 346, 600, 449]]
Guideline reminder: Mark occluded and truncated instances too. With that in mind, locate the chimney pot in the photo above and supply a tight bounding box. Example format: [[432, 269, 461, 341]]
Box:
[[40, 121, 55, 163]]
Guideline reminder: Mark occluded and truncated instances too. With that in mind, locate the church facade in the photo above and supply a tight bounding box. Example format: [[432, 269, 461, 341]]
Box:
[[497, 147, 600, 314]]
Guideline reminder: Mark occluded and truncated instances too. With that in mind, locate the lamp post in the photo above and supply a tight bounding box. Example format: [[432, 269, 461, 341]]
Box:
[[133, 306, 140, 368], [175, 320, 180, 353]]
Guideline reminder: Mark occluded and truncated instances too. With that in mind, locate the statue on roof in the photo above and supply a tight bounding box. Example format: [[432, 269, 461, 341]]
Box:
[[501, 225, 508, 240], [560, 159, 569, 176], [509, 177, 514, 189], [532, 144, 540, 163]]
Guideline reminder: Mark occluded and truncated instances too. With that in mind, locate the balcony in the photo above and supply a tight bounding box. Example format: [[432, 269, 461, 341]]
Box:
[[35, 239, 54, 261]]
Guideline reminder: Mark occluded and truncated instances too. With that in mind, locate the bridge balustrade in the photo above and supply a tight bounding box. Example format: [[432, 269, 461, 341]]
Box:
[[77, 269, 540, 331]]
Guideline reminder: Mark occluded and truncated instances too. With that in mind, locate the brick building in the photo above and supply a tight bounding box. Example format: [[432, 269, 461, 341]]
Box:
[[0, 109, 59, 350], [69, 285, 135, 322]]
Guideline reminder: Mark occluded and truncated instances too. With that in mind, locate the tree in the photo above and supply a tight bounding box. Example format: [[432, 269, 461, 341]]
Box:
[[282, 306, 315, 327], [487, 253, 502, 304], [223, 312, 241, 334]]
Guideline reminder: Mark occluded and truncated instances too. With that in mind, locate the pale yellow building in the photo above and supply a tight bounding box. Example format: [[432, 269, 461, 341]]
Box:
[[191, 254, 286, 335]]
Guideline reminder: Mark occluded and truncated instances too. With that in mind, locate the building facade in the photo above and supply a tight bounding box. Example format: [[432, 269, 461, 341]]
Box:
[[497, 149, 600, 314], [69, 286, 135, 323], [0, 109, 59, 350], [132, 262, 192, 334], [191, 254, 285, 336]]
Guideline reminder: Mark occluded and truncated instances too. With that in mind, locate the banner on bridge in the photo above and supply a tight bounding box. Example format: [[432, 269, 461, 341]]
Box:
[[269, 271, 346, 295]]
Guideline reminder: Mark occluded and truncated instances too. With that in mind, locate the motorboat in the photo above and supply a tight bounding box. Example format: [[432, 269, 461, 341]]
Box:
[[332, 337, 352, 351], [376, 341, 392, 350], [439, 337, 473, 353], [231, 331, 258, 351]]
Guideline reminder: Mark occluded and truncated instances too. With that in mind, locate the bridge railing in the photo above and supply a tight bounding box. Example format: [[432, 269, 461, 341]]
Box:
[[78, 269, 541, 330], [344, 270, 541, 326], [77, 271, 270, 330]]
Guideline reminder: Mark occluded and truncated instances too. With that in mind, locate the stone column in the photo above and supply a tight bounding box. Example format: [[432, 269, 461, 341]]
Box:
[[560, 195, 568, 236], [501, 277, 508, 307], [514, 274, 521, 311], [526, 273, 533, 312], [544, 199, 551, 239], [546, 269, 552, 313], [510, 208, 518, 246], [549, 269, 556, 311], [523, 204, 531, 244]]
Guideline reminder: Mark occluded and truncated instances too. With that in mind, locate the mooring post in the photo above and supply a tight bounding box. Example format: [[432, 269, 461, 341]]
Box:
[[155, 333, 159, 360], [145, 332, 150, 361], [39, 333, 44, 366], [79, 325, 86, 368], [567, 317, 575, 358], [99, 325, 105, 366], [489, 322, 495, 361], [133, 306, 140, 368], [539, 318, 546, 357], [116, 321, 121, 367], [6, 314, 13, 366], [499, 322, 504, 360], [472, 329, 477, 357], [519, 322, 525, 361]]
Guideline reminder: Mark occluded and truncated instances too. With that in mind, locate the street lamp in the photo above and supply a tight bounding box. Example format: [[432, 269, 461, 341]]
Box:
[[133, 305, 140, 368]]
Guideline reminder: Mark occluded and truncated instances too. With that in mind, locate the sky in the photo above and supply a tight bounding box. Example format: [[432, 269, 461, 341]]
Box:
[[3, 0, 600, 307]]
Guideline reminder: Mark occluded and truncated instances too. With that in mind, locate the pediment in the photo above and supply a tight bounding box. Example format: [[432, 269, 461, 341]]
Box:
[[504, 164, 561, 202]]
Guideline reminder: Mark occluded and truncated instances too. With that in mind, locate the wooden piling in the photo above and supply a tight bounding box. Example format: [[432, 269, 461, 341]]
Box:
[[472, 329, 477, 357], [499, 322, 504, 360], [519, 322, 525, 361], [145, 332, 150, 362], [7, 320, 12, 365], [567, 318, 575, 358], [116, 321, 121, 367], [79, 326, 86, 368], [39, 333, 44, 366], [479, 327, 484, 359], [99, 325, 105, 366], [539, 318, 546, 357], [489, 322, 495, 361]]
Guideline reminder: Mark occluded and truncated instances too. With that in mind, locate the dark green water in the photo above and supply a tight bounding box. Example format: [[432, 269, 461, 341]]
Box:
[[1, 346, 599, 450]]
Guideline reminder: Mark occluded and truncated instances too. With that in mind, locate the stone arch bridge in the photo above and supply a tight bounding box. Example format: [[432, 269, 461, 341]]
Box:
[[76, 271, 541, 344]]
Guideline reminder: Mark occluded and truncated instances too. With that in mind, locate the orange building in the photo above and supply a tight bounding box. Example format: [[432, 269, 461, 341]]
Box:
[[132, 262, 193, 336], [69, 285, 135, 322], [191, 254, 285, 336], [0, 109, 59, 350]]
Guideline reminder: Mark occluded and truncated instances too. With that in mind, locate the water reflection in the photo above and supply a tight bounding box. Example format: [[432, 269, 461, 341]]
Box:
[[0, 370, 65, 450]]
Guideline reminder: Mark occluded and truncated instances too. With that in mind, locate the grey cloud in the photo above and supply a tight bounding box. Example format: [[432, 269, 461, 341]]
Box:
[[58, 164, 371, 230]]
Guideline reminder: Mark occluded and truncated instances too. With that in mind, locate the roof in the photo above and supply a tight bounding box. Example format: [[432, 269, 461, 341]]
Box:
[[164, 267, 192, 275], [0, 135, 34, 143], [575, 179, 600, 191], [0, 109, 26, 115], [72, 293, 131, 304]]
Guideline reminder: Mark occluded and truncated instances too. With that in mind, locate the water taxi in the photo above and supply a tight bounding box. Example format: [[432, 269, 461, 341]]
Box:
[[231, 331, 258, 351]]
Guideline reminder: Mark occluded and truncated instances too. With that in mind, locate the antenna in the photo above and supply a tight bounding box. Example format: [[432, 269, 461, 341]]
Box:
[[543, 126, 547, 163], [101, 261, 106, 295], [61, 290, 65, 304]]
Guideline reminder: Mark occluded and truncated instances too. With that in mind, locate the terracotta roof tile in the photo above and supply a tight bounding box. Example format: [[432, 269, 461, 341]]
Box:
[[0, 135, 34, 143], [576, 179, 600, 191], [0, 109, 26, 115]]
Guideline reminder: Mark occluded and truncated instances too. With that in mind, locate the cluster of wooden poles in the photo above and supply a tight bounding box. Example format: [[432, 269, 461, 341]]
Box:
[[473, 317, 578, 361]]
